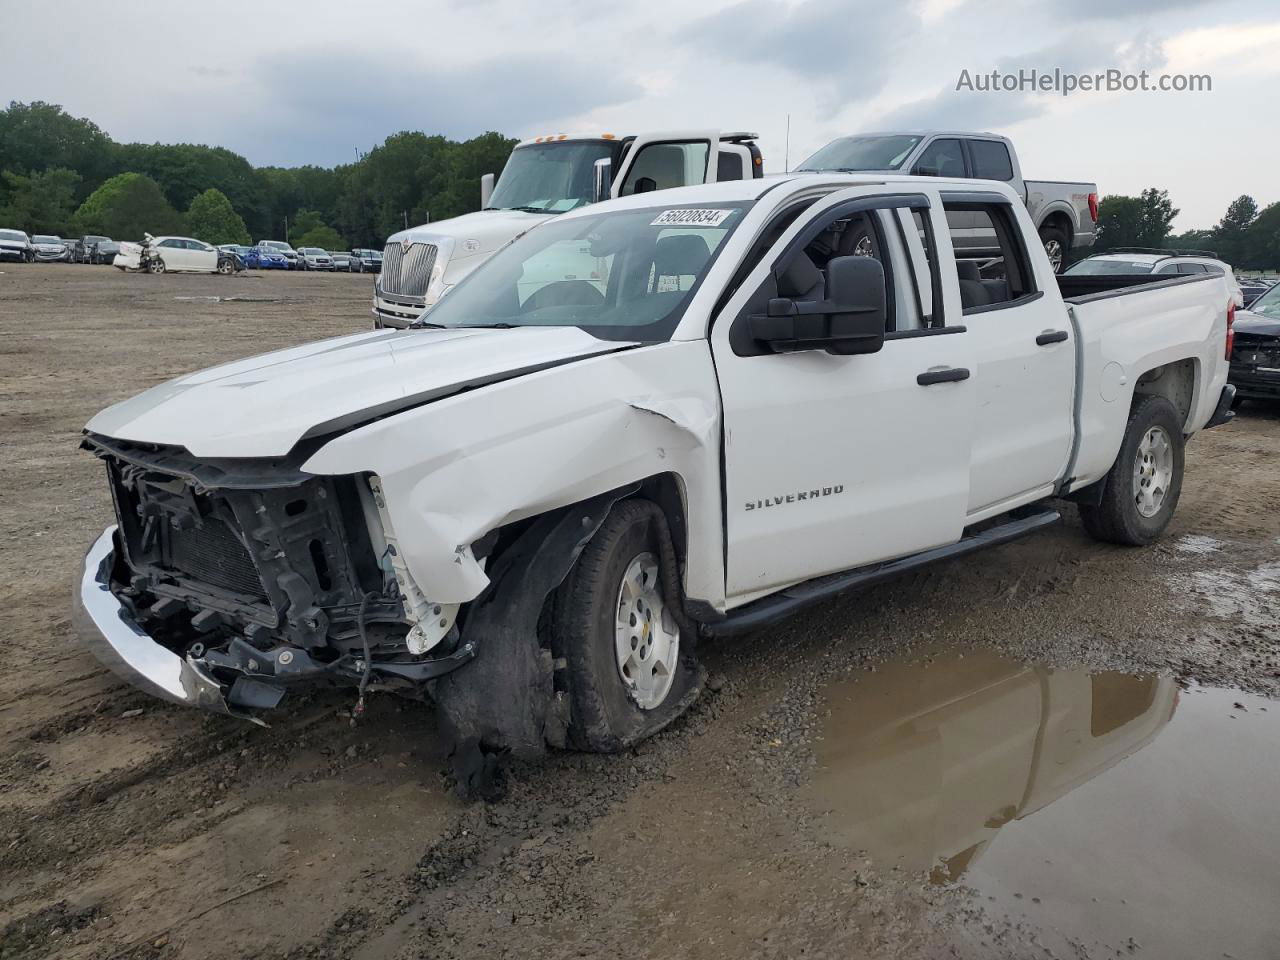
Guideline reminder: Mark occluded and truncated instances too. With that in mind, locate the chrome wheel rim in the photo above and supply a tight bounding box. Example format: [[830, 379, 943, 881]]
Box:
[[614, 552, 679, 710], [853, 234, 874, 257], [1044, 239, 1063, 271], [1132, 425, 1174, 518]]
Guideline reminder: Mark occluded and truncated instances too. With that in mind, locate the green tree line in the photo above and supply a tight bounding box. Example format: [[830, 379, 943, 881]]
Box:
[[1092, 187, 1280, 272], [0, 101, 516, 249]]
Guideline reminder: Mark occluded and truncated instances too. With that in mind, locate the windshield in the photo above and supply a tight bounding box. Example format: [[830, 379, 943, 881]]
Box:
[[1247, 283, 1280, 319], [0, 230, 27, 241], [487, 140, 618, 214], [798, 135, 923, 172], [33, 235, 59, 244], [86, 236, 109, 243], [421, 202, 749, 342], [1064, 258, 1157, 276]]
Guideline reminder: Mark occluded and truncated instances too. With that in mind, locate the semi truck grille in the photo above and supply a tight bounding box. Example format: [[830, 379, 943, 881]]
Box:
[[380, 242, 438, 298], [166, 518, 267, 600]]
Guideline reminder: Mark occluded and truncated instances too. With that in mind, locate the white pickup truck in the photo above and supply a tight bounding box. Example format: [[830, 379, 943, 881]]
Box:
[[798, 131, 1098, 272], [73, 173, 1235, 789], [372, 130, 763, 328]]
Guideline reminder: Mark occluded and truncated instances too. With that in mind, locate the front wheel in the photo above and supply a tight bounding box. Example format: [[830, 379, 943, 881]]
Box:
[[1039, 225, 1069, 274], [217, 258, 234, 275], [1079, 395, 1185, 545], [552, 500, 703, 752], [147, 258, 165, 275]]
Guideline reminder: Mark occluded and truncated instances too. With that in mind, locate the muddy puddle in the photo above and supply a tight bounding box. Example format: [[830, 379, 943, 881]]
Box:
[[809, 651, 1280, 960]]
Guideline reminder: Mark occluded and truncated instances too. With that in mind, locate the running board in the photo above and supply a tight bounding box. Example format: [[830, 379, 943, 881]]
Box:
[[705, 507, 1061, 638]]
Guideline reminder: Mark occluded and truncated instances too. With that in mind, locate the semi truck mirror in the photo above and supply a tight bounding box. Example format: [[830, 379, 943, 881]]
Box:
[[480, 173, 495, 209], [593, 158, 613, 203]]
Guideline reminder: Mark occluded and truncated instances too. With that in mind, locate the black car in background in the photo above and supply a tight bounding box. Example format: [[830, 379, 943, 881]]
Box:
[[1239, 278, 1277, 308], [1231, 283, 1280, 404]]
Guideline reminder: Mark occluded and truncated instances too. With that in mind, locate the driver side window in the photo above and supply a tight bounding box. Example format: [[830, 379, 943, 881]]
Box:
[[913, 139, 965, 178], [620, 142, 710, 196]]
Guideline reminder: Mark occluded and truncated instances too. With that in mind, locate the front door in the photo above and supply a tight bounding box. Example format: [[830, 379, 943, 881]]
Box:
[[711, 188, 977, 600], [612, 131, 718, 198]]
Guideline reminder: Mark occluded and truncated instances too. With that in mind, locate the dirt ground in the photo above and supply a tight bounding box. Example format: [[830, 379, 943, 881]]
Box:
[[1, 266, 1277, 960]]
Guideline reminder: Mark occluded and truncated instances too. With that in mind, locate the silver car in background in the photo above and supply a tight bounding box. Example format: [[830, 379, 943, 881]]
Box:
[[298, 247, 335, 271], [31, 235, 72, 261]]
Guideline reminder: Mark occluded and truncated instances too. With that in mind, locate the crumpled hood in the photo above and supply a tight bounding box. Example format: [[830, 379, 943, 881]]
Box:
[[86, 326, 635, 458], [1235, 310, 1280, 338]]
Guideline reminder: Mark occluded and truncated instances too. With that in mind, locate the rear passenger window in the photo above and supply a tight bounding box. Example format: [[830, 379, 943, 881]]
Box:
[[1177, 263, 1207, 274], [941, 200, 1038, 314], [968, 140, 1014, 181]]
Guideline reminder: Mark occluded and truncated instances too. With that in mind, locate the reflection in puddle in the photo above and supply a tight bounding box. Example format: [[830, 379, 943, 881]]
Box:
[[810, 652, 1280, 959]]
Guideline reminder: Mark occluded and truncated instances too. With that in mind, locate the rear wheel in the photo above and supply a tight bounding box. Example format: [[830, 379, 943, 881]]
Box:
[[552, 500, 702, 752], [1039, 225, 1069, 273], [1079, 395, 1184, 545]]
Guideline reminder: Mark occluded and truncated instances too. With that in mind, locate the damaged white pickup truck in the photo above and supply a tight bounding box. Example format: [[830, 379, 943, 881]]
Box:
[[74, 174, 1237, 789]]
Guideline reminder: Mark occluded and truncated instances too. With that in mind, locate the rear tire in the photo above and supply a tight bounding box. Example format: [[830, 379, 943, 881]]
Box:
[[1079, 395, 1184, 545], [552, 500, 703, 752], [1039, 225, 1069, 274]]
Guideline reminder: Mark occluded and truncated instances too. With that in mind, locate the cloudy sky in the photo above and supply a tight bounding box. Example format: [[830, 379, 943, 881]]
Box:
[[2, 0, 1276, 228]]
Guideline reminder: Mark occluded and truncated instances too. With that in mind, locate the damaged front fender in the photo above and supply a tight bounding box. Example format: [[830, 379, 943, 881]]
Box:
[[300, 340, 726, 613]]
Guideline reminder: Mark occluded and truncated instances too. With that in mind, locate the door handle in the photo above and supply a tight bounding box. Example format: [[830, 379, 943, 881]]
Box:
[[1036, 330, 1069, 346], [917, 367, 970, 386]]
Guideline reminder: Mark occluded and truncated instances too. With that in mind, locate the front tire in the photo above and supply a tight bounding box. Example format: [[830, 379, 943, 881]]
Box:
[[1039, 225, 1069, 274], [1079, 395, 1185, 545], [552, 500, 703, 752], [217, 259, 234, 275], [147, 259, 165, 275]]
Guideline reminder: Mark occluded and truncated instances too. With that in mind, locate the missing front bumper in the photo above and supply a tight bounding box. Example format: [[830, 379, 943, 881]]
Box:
[[72, 526, 478, 723], [72, 526, 266, 723]]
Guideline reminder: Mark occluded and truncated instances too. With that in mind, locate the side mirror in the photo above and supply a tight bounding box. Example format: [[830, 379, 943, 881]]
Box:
[[633, 176, 657, 194], [749, 255, 886, 356], [593, 158, 613, 203], [912, 164, 939, 177], [480, 173, 495, 209]]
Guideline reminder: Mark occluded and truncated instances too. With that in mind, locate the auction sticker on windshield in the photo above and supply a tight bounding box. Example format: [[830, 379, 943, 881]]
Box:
[[650, 208, 733, 227]]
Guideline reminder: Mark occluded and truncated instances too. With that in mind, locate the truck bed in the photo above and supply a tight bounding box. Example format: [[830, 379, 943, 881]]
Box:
[[1061, 271, 1231, 491], [1057, 272, 1202, 302]]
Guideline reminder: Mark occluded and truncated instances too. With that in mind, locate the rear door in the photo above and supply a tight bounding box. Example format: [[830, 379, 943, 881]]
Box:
[[711, 187, 976, 600], [155, 238, 188, 270], [939, 191, 1075, 515], [613, 131, 718, 198]]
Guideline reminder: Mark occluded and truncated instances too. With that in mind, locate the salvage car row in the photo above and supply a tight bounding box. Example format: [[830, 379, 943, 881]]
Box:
[[0, 229, 382, 274]]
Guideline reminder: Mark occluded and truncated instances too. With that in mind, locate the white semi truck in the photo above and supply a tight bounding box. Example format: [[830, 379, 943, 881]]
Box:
[[372, 130, 763, 328]]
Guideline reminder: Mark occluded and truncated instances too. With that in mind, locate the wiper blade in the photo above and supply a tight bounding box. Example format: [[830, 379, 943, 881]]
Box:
[[502, 206, 553, 214], [409, 320, 446, 329], [458, 322, 519, 329]]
